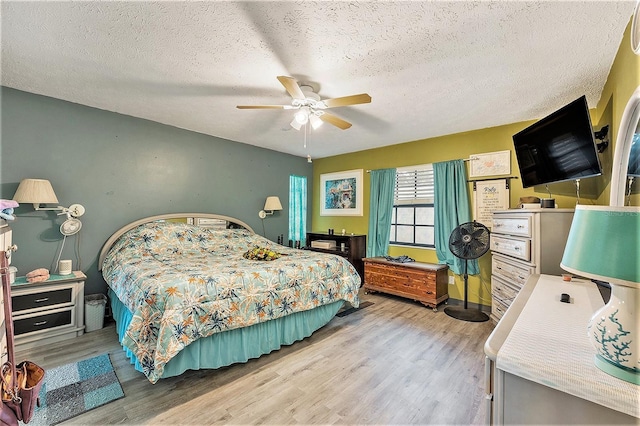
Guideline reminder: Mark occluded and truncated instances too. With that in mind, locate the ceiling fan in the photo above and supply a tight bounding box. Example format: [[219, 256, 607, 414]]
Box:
[[237, 76, 371, 130]]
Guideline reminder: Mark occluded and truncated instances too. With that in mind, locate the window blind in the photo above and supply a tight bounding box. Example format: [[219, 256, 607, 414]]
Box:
[[394, 164, 434, 204]]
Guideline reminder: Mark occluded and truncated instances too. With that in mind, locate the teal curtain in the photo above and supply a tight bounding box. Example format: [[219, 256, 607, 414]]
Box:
[[433, 160, 478, 275], [288, 175, 307, 246], [367, 168, 396, 257]]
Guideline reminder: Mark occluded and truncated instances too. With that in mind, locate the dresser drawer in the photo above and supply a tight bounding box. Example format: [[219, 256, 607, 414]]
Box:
[[13, 308, 74, 336], [491, 297, 509, 322], [12, 287, 73, 314], [490, 236, 531, 261], [491, 275, 519, 305], [492, 255, 535, 288], [492, 216, 532, 237]]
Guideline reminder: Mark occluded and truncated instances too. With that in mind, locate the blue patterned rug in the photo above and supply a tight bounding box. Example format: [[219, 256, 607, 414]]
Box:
[[30, 353, 124, 426]]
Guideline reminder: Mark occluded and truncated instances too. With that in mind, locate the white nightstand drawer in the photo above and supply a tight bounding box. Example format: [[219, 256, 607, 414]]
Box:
[[490, 235, 531, 261], [492, 216, 532, 237]]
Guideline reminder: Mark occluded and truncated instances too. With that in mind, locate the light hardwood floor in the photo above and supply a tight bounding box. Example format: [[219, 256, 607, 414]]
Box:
[[16, 291, 495, 425]]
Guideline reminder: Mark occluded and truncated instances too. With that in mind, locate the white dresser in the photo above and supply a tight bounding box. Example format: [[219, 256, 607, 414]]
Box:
[[490, 208, 574, 323], [484, 274, 639, 424]]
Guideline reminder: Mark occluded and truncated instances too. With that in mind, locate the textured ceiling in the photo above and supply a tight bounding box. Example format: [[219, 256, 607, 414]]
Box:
[[0, 1, 635, 159]]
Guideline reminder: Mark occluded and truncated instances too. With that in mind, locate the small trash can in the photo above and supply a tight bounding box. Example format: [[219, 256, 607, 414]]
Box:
[[85, 294, 107, 332]]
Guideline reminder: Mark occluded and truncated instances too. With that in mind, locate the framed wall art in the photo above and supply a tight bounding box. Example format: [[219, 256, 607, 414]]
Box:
[[320, 169, 363, 216], [469, 150, 511, 177]]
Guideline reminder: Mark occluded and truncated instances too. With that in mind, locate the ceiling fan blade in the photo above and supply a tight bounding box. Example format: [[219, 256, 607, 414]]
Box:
[[236, 105, 292, 109], [322, 93, 371, 108], [277, 76, 305, 100], [319, 112, 352, 130]]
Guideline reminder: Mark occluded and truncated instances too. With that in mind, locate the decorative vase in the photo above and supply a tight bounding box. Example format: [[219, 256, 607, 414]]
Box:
[[588, 283, 639, 384]]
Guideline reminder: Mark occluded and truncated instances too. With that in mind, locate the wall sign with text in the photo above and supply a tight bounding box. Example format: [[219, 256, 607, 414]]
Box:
[[473, 179, 510, 227]]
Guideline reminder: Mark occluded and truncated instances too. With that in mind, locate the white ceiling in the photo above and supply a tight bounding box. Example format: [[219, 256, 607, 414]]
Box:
[[1, 1, 635, 159]]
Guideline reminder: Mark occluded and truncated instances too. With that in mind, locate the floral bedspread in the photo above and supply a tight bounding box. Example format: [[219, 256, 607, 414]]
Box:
[[102, 221, 360, 383]]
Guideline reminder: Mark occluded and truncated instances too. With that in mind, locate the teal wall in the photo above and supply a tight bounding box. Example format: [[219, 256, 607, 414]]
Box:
[[0, 87, 311, 294]]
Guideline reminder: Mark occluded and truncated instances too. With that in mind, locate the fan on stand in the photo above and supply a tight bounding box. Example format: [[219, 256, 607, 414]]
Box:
[[444, 221, 491, 322]]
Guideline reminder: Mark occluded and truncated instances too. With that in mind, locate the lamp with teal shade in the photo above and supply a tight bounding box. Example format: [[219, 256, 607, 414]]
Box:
[[561, 205, 640, 384]]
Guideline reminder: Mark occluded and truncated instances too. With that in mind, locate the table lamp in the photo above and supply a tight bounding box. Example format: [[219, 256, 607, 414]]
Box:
[[561, 205, 640, 384]]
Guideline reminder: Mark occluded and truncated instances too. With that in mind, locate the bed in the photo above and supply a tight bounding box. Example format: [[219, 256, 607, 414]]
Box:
[[99, 213, 361, 383]]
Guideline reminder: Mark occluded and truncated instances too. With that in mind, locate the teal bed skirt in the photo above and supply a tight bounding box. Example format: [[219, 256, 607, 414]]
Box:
[[109, 289, 344, 380]]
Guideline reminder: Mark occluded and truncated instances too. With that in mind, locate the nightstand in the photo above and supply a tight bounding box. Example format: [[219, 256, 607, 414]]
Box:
[[11, 271, 85, 349]]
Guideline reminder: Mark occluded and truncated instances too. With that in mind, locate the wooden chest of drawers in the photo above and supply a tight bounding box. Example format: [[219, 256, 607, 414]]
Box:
[[363, 257, 448, 310]]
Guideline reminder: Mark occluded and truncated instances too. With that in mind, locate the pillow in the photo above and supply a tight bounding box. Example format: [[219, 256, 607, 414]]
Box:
[[243, 246, 281, 261]]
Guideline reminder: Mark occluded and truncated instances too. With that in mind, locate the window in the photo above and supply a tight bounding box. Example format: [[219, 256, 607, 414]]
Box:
[[390, 164, 435, 248], [288, 175, 307, 245]]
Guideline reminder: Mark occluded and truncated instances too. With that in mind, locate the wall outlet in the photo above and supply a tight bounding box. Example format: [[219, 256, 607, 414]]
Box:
[[448, 275, 455, 285]]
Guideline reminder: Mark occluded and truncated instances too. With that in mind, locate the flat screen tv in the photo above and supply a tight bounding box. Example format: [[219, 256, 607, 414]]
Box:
[[513, 96, 602, 188]]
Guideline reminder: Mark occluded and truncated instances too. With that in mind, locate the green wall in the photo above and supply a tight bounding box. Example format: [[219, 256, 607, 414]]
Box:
[[595, 19, 640, 205], [0, 87, 311, 294], [312, 20, 639, 307]]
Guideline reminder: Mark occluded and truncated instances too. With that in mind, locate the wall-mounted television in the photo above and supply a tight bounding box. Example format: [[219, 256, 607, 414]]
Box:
[[513, 96, 602, 188]]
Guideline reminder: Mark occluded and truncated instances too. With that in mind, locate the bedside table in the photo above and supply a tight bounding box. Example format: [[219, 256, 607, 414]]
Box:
[[11, 271, 86, 349]]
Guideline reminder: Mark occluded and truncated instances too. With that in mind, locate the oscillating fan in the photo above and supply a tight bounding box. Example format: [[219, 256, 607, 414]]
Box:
[[59, 204, 85, 236], [444, 221, 491, 322]]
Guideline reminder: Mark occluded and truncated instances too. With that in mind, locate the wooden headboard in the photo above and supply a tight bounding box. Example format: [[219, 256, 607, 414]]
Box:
[[98, 213, 254, 270]]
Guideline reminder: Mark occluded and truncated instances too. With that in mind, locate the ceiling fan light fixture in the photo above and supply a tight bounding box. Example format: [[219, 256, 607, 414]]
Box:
[[290, 118, 303, 130], [309, 113, 323, 129], [294, 109, 309, 125]]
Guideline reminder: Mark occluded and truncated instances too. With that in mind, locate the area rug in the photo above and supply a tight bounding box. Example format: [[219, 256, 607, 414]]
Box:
[[29, 353, 125, 426], [336, 301, 374, 317]]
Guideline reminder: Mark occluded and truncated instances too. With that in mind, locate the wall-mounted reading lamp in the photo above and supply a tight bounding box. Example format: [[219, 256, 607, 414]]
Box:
[[258, 196, 282, 219], [12, 178, 85, 220]]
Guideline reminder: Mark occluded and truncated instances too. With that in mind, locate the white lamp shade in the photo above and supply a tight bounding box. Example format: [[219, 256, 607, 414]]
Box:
[[290, 118, 303, 131], [309, 114, 323, 130], [12, 179, 59, 204], [294, 109, 309, 125], [264, 196, 283, 211]]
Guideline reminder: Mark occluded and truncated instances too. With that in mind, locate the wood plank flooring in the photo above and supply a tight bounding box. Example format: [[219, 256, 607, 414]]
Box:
[[16, 291, 495, 425]]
